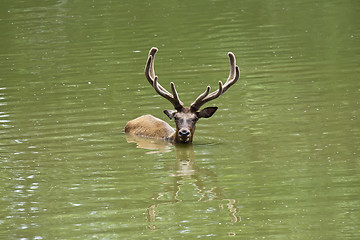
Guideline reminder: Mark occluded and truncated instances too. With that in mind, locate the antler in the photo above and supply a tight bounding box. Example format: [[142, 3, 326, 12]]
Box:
[[145, 47, 184, 111], [190, 52, 240, 111]]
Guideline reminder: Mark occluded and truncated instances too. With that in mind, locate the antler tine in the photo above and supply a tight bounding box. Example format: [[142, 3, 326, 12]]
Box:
[[222, 52, 240, 94], [145, 47, 183, 110], [145, 47, 167, 93], [190, 51, 240, 111]]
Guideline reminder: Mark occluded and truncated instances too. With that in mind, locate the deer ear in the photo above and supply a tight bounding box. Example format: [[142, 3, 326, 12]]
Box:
[[164, 110, 177, 120], [197, 107, 218, 118]]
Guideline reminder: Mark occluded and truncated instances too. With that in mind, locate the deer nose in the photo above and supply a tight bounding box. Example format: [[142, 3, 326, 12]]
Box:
[[179, 129, 190, 137]]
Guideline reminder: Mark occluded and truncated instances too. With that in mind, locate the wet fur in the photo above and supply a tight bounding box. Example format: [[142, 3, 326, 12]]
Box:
[[124, 115, 175, 141]]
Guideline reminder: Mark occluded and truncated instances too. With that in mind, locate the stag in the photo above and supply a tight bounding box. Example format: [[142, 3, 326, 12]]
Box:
[[124, 47, 240, 144]]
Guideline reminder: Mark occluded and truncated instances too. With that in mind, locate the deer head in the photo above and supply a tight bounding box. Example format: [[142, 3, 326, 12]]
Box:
[[145, 47, 240, 143]]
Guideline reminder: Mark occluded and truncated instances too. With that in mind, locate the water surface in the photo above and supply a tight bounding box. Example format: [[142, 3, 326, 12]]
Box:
[[1, 0, 359, 239]]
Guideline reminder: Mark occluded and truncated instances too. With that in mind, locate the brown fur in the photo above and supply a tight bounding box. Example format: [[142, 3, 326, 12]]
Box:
[[125, 107, 217, 144], [124, 115, 175, 140]]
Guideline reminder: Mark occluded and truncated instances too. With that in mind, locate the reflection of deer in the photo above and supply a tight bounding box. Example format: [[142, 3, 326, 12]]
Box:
[[124, 140, 242, 230], [125, 133, 172, 154]]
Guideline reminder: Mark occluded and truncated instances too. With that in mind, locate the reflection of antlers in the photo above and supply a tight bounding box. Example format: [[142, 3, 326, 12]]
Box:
[[219, 199, 241, 223], [146, 204, 157, 230], [190, 52, 240, 111], [145, 47, 184, 111]]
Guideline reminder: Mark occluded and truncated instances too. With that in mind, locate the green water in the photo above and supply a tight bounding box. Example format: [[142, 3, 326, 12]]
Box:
[[1, 0, 359, 239]]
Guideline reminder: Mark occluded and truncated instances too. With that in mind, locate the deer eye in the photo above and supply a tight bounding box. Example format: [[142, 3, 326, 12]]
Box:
[[189, 118, 197, 124]]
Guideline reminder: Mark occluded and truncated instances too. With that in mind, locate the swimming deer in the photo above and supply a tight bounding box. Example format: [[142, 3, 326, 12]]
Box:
[[124, 47, 240, 144]]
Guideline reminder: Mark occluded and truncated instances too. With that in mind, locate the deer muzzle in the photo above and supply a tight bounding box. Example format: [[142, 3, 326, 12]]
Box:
[[178, 128, 191, 142]]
